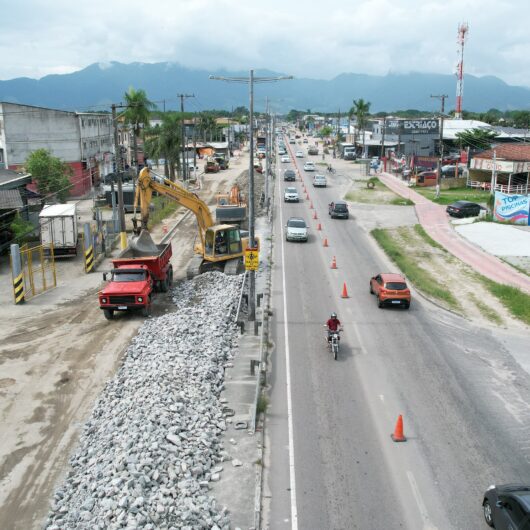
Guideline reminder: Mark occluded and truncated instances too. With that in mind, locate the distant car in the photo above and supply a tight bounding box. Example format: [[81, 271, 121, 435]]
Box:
[[281, 155, 291, 163], [284, 169, 296, 182], [344, 151, 357, 160], [446, 200, 485, 218], [295, 151, 304, 158], [285, 217, 308, 242], [278, 149, 287, 156], [370, 273, 411, 309], [303, 162, 315, 171], [303, 138, 308, 143], [284, 187, 299, 202], [441, 164, 464, 176], [313, 174, 327, 187], [483, 483, 530, 529], [289, 139, 296, 144], [308, 146, 319, 155], [328, 200, 349, 219]]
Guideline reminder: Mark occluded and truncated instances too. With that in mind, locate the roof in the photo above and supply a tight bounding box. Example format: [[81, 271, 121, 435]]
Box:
[[442, 119, 495, 140], [474, 143, 530, 162], [39, 203, 76, 217], [0, 189, 23, 210], [380, 273, 406, 281], [0, 168, 32, 189]]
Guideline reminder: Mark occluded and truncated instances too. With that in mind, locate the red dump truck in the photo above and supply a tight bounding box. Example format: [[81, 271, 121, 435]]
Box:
[[98, 232, 173, 320]]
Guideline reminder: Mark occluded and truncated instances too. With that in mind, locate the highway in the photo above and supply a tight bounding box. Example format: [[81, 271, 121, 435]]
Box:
[[263, 139, 530, 529]]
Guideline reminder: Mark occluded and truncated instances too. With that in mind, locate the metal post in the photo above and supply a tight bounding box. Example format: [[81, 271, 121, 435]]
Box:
[[249, 69, 256, 321], [110, 180, 118, 233], [11, 244, 24, 304], [117, 173, 127, 249], [490, 149, 497, 194]]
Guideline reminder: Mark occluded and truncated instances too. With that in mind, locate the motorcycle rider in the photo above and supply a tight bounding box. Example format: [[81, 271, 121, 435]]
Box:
[[326, 312, 342, 342]]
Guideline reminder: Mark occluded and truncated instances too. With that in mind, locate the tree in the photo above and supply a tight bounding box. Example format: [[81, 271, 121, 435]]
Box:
[[353, 99, 371, 156], [455, 128, 499, 151], [144, 113, 182, 181], [347, 105, 355, 141], [122, 87, 156, 173], [318, 125, 333, 138], [25, 149, 72, 202], [198, 113, 218, 142]]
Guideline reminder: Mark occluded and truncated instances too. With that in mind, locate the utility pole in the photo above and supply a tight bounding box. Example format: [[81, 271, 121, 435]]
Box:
[[431, 94, 448, 187], [210, 70, 293, 321], [112, 103, 128, 249], [380, 115, 386, 159], [177, 93, 195, 182]]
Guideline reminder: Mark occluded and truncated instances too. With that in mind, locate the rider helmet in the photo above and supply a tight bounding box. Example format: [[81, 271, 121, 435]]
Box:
[[330, 312, 337, 318]]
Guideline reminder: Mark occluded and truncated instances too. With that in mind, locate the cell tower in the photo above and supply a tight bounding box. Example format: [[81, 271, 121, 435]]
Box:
[[455, 22, 469, 119]]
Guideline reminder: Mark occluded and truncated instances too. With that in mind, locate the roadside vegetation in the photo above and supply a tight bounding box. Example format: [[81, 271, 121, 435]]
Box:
[[345, 178, 414, 205], [414, 186, 490, 205], [147, 196, 180, 229]]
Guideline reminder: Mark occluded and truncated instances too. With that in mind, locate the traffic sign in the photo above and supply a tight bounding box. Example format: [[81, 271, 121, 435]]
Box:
[[245, 247, 259, 271]]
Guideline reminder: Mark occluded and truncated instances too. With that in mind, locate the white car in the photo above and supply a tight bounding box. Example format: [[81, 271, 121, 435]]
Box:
[[284, 187, 299, 202], [303, 162, 315, 171], [281, 155, 290, 163], [285, 217, 308, 242], [313, 174, 327, 187], [295, 151, 304, 158]]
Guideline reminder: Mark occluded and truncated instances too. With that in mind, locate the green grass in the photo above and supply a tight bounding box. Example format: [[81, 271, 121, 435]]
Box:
[[477, 276, 530, 325], [413, 224, 446, 251], [389, 197, 414, 206], [469, 293, 504, 325], [147, 196, 180, 229], [371, 228, 460, 310], [414, 186, 490, 205], [499, 257, 530, 277], [257, 394, 269, 414]]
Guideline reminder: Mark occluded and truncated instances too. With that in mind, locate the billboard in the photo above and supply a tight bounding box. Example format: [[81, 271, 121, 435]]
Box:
[[494, 192, 530, 225], [386, 119, 439, 135]]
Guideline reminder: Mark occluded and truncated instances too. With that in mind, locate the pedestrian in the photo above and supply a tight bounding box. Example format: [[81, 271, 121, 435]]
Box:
[[435, 182, 440, 199]]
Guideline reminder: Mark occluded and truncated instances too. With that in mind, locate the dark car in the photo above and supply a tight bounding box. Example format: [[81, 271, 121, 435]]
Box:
[[446, 200, 485, 218], [329, 200, 349, 219], [483, 484, 530, 529], [284, 169, 296, 182]]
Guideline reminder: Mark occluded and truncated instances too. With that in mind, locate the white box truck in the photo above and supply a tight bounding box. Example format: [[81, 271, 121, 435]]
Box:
[[39, 203, 78, 257]]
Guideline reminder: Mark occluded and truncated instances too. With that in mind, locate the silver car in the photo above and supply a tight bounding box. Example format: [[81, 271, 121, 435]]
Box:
[[284, 187, 299, 202], [285, 217, 308, 242]]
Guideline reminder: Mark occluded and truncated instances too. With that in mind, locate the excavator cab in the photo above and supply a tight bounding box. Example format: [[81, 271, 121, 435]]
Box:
[[204, 226, 242, 259]]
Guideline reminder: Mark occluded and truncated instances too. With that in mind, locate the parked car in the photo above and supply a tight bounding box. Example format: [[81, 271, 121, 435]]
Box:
[[295, 150, 304, 158], [303, 162, 315, 171], [308, 146, 319, 155], [328, 200, 349, 219], [281, 155, 291, 163], [283, 169, 296, 182], [284, 187, 299, 202], [370, 273, 411, 309], [441, 164, 464, 176], [446, 200, 485, 218], [285, 217, 308, 242], [483, 483, 530, 529], [204, 160, 220, 173], [313, 174, 327, 187]]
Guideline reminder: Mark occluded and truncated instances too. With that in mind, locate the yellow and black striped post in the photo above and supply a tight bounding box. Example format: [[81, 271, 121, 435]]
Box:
[[83, 223, 95, 273], [10, 244, 25, 304]]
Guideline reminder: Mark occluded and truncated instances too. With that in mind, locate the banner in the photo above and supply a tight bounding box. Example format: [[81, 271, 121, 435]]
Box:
[[494, 192, 530, 225]]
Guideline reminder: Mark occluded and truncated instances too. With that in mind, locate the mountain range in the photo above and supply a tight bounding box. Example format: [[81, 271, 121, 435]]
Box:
[[1, 61, 530, 114]]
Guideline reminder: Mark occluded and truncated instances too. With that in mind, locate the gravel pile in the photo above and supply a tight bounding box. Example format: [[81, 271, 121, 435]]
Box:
[[44, 272, 243, 530]]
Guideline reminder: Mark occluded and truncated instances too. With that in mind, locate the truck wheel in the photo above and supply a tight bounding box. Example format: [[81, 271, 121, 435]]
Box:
[[160, 277, 169, 292], [103, 309, 114, 320], [141, 304, 151, 317], [167, 267, 173, 288]]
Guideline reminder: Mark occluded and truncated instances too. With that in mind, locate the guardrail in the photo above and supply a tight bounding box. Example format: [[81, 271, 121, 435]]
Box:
[[234, 270, 248, 327]]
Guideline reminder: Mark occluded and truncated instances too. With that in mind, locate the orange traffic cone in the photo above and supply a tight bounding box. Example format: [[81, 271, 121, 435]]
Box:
[[306, 193, 310, 200], [391, 415, 407, 442], [323, 237, 328, 247], [341, 282, 349, 298], [313, 210, 318, 219], [331, 256, 337, 269], [310, 201, 314, 209], [317, 223, 322, 231]]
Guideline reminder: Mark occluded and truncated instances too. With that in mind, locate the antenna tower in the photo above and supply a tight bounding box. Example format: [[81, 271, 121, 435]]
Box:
[[455, 22, 469, 119]]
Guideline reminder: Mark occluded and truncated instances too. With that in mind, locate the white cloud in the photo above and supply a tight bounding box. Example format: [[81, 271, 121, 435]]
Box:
[[0, 0, 529, 88]]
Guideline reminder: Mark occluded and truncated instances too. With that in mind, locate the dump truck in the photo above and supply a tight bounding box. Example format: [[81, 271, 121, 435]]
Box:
[[98, 230, 173, 320], [215, 185, 247, 224]]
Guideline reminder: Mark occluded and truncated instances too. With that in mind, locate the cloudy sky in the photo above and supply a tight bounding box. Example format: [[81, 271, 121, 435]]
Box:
[[2, 0, 530, 88]]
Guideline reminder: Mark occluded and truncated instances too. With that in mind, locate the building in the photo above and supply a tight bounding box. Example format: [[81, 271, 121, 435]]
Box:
[[0, 102, 114, 197]]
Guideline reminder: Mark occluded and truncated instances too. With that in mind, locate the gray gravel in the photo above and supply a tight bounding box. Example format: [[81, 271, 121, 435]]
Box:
[[43, 272, 242, 530]]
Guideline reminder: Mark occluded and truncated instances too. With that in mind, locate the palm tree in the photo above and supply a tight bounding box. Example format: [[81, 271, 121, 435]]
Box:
[[198, 113, 218, 142], [353, 98, 371, 157], [144, 113, 182, 181], [347, 105, 355, 142], [123, 87, 156, 173]]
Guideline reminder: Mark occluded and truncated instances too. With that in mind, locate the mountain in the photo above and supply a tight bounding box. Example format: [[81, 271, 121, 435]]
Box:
[[1, 62, 530, 113]]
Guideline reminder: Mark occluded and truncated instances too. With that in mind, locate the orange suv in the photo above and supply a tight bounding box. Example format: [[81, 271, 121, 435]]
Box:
[[370, 273, 411, 309]]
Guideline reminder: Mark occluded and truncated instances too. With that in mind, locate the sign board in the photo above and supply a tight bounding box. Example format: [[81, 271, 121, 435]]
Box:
[[494, 192, 530, 225], [386, 119, 439, 135], [245, 247, 259, 271], [471, 158, 516, 173]]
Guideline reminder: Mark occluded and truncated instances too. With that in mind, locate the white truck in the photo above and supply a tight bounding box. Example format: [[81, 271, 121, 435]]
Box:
[[39, 203, 79, 257]]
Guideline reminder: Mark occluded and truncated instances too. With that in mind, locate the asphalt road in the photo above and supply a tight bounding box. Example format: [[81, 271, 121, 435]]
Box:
[[263, 142, 530, 530]]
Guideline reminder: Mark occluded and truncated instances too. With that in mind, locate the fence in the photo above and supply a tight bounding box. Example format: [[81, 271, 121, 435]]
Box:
[[14, 243, 57, 302]]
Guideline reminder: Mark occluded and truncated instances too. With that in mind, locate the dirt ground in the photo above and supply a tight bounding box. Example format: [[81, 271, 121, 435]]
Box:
[[0, 151, 250, 530]]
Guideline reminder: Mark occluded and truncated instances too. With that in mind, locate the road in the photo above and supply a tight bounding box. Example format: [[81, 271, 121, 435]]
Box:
[[263, 141, 530, 529]]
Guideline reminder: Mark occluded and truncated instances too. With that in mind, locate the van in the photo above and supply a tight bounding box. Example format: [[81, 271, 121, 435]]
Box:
[[328, 200, 349, 219]]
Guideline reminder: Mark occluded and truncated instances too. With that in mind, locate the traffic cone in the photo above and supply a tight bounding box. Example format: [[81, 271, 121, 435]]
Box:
[[341, 282, 349, 298], [313, 210, 318, 219], [317, 223, 322, 231], [391, 415, 407, 442], [323, 237, 328, 247], [310, 201, 314, 209], [306, 193, 309, 200], [331, 256, 337, 269]]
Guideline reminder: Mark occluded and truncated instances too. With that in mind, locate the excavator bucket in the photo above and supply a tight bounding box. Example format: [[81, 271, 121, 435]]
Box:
[[129, 230, 160, 255]]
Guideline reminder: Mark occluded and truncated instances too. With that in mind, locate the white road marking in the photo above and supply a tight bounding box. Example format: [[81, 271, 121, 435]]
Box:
[[379, 394, 385, 403], [278, 175, 299, 530], [407, 470, 438, 530]]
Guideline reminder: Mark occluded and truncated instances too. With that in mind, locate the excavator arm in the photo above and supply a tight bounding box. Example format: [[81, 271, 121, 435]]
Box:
[[133, 167, 214, 252]]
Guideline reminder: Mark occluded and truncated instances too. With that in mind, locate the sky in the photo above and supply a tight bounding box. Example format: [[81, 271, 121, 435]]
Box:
[[2, 0, 530, 88]]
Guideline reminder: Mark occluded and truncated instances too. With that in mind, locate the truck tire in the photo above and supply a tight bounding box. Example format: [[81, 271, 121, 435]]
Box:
[[160, 277, 169, 292], [167, 267, 173, 288], [141, 303, 151, 317], [103, 309, 114, 320]]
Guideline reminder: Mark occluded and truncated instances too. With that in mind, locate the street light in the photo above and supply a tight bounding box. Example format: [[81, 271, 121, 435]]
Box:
[[209, 70, 293, 321]]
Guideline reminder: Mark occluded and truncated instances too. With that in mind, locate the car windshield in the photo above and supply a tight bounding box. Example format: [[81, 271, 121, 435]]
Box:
[[287, 220, 306, 228], [334, 204, 348, 212], [385, 282, 407, 290], [112, 271, 146, 282], [285, 170, 295, 176], [286, 188, 297, 193]]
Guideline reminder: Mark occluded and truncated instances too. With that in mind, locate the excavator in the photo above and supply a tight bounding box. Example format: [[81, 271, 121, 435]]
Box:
[[215, 184, 247, 225], [132, 167, 257, 278]]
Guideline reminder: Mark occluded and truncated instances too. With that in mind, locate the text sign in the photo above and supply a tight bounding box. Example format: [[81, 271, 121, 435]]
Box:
[[245, 248, 259, 271]]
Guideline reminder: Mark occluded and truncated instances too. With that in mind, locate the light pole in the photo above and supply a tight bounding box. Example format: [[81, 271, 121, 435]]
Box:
[[210, 69, 293, 321]]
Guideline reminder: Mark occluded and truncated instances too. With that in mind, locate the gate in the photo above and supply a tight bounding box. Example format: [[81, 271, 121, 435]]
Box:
[[13, 243, 57, 301]]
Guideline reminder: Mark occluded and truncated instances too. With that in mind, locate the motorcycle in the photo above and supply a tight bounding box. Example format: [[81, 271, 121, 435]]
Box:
[[324, 326, 341, 360]]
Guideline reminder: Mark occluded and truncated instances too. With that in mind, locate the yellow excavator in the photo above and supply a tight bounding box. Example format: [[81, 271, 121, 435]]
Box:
[[132, 167, 257, 278]]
